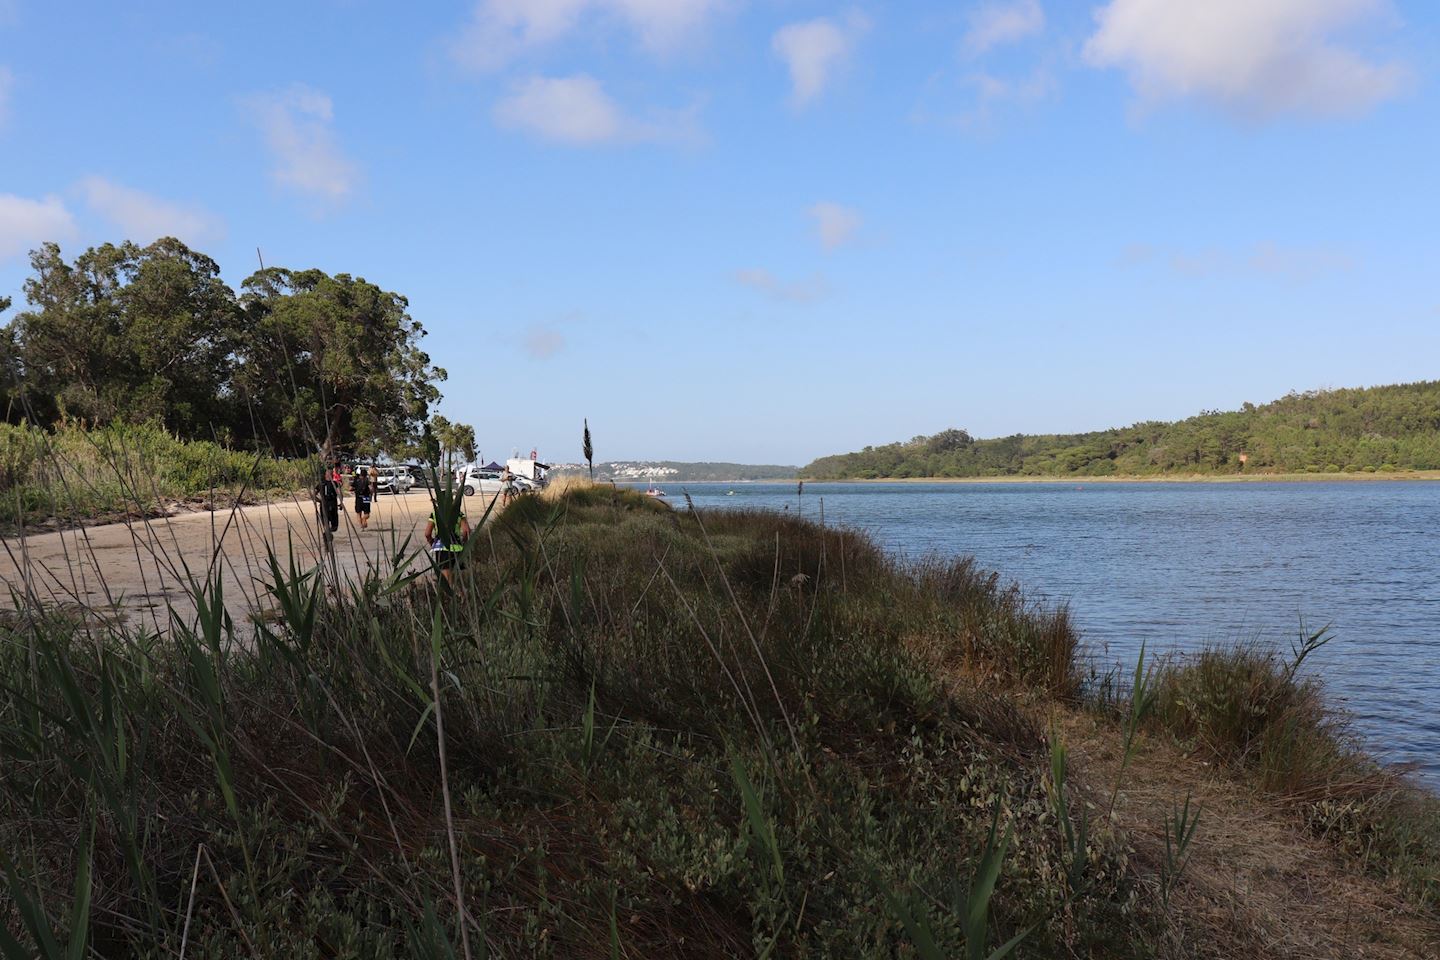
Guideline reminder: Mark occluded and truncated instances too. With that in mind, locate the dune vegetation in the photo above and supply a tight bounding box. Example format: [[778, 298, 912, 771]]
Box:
[[1, 482, 1436, 957], [0, 420, 310, 532]]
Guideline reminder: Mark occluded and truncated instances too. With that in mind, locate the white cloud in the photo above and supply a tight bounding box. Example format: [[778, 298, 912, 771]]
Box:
[[452, 0, 589, 71], [493, 74, 699, 145], [771, 12, 868, 107], [495, 75, 622, 143], [606, 0, 726, 54], [1084, 0, 1410, 117], [808, 202, 861, 251], [243, 85, 359, 204], [734, 268, 829, 303], [77, 177, 224, 246], [962, 0, 1045, 57], [523, 325, 566, 359], [452, 0, 723, 70], [0, 194, 77, 261], [0, 66, 12, 128]]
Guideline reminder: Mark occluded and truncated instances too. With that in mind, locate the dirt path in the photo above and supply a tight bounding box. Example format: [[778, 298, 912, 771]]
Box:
[[0, 489, 499, 634], [1055, 708, 1440, 959]]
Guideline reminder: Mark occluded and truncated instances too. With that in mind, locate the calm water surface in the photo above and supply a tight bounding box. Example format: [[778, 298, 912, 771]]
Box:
[[651, 481, 1440, 783]]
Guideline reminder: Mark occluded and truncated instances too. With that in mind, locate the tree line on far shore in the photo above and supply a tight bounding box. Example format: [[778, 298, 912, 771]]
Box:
[[802, 381, 1440, 479], [0, 237, 452, 460]]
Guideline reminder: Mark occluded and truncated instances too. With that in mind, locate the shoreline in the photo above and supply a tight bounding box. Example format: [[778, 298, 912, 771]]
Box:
[[793, 470, 1440, 484]]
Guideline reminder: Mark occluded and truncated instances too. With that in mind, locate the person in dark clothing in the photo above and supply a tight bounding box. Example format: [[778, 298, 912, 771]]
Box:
[[315, 464, 343, 536], [354, 468, 373, 530]]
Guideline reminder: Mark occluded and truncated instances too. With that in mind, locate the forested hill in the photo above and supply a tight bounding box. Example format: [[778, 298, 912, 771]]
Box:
[[801, 381, 1440, 479]]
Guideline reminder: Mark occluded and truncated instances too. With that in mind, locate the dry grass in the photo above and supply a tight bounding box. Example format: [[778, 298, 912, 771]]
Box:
[[537, 473, 598, 501], [1054, 706, 1440, 959]]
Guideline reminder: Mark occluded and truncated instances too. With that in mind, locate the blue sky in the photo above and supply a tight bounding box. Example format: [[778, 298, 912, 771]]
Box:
[[1, 1, 1437, 464]]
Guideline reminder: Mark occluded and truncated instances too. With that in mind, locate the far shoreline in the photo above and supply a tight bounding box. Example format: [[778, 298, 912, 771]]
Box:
[[631, 471, 1440, 485], [794, 470, 1440, 484]]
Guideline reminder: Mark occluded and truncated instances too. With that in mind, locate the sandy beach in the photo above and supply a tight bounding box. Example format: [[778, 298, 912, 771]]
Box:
[[0, 489, 499, 633]]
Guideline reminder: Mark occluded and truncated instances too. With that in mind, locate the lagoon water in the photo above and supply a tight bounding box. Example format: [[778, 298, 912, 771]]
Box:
[[664, 481, 1440, 783]]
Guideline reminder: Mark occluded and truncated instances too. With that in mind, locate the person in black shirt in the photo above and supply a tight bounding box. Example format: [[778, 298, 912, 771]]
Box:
[[354, 468, 373, 530], [315, 464, 342, 536]]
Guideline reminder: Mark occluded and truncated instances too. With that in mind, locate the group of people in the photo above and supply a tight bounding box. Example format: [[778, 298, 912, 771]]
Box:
[[314, 462, 471, 583], [314, 464, 382, 535]]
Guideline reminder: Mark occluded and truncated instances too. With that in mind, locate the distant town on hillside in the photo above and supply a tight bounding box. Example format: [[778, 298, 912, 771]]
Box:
[[550, 461, 797, 482]]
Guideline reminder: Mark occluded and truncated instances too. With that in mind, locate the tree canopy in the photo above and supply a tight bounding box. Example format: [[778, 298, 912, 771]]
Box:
[[237, 267, 444, 457], [802, 382, 1440, 479], [428, 414, 477, 468], [2, 239, 445, 458]]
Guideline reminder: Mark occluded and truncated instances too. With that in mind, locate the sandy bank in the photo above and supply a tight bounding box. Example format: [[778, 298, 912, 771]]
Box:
[[0, 488, 501, 632]]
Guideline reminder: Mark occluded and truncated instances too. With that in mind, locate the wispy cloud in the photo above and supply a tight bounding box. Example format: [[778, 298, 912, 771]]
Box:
[[0, 66, 12, 129], [523, 325, 566, 359], [1247, 242, 1358, 279], [912, 63, 1055, 132], [451, 0, 724, 71], [493, 74, 700, 146], [1084, 0, 1410, 118], [772, 11, 868, 107], [0, 193, 77, 260], [960, 67, 1055, 127], [808, 202, 861, 251], [243, 85, 359, 206], [606, 0, 726, 54], [1123, 241, 1358, 280], [962, 0, 1045, 58], [77, 176, 224, 246], [734, 268, 829, 303]]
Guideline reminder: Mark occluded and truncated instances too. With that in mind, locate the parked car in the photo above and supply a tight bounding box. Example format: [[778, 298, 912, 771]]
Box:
[[457, 464, 505, 497], [380, 467, 415, 494], [353, 465, 414, 495]]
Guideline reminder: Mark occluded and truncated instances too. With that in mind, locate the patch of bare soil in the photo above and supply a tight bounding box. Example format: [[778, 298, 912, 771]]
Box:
[[1054, 708, 1440, 959]]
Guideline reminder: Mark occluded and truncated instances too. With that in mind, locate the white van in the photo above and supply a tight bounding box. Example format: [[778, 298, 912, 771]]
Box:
[[506, 458, 549, 491]]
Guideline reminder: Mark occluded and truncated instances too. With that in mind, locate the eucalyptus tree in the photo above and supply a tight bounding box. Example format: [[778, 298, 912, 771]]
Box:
[[236, 267, 446, 458], [10, 239, 240, 435]]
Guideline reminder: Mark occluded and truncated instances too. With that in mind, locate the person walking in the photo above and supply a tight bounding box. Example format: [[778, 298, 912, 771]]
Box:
[[424, 505, 471, 583], [353, 467, 373, 530], [315, 463, 342, 537]]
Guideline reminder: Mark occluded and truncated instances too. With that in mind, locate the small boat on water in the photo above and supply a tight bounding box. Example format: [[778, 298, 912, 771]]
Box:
[[726, 490, 735, 496], [646, 482, 667, 499]]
